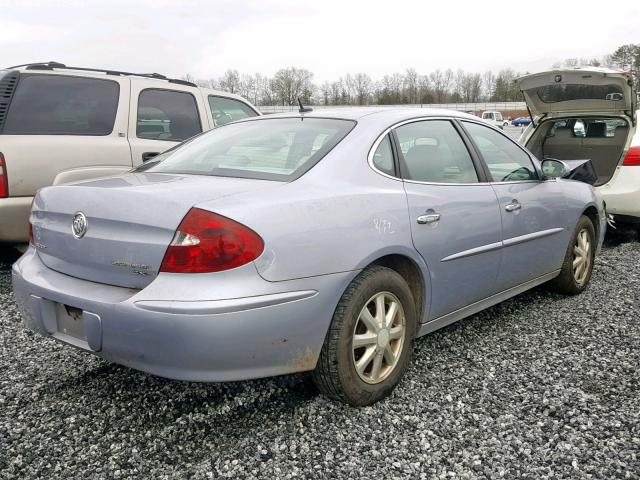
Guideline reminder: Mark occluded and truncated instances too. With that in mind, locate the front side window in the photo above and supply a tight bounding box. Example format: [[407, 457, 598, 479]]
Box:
[[208, 96, 257, 126], [395, 120, 478, 183], [137, 118, 355, 181], [463, 121, 537, 182], [3, 74, 119, 135], [137, 89, 202, 141]]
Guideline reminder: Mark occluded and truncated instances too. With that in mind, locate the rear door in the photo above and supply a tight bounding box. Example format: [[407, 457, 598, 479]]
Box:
[[128, 78, 209, 165], [395, 119, 503, 320], [461, 120, 570, 291], [0, 71, 132, 195]]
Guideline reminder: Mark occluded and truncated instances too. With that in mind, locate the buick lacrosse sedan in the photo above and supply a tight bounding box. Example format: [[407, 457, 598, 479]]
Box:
[[13, 108, 605, 405]]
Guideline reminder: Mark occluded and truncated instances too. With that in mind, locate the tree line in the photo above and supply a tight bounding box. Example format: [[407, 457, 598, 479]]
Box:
[[184, 43, 640, 106]]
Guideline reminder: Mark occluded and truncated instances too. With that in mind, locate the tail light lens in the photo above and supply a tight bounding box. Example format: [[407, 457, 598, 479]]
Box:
[[0, 153, 8, 198], [622, 146, 640, 166], [160, 208, 264, 273]]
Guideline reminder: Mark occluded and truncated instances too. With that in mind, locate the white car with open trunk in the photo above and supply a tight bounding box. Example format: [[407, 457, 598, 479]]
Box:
[[517, 67, 639, 232]]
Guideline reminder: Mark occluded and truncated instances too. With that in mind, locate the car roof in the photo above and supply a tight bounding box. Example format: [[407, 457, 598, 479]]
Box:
[[4, 63, 249, 102], [260, 107, 480, 126]]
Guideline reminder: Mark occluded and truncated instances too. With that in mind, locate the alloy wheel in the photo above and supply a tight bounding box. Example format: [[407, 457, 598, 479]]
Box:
[[352, 292, 406, 384], [573, 228, 592, 285]]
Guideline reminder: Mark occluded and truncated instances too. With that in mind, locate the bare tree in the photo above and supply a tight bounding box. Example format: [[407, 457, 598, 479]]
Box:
[[404, 68, 419, 104], [271, 67, 314, 105], [219, 69, 241, 94], [482, 71, 495, 101], [349, 73, 372, 105]]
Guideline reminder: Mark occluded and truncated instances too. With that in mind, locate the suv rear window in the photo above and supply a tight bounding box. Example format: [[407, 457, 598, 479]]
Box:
[[536, 84, 625, 103], [138, 117, 355, 181], [137, 89, 202, 142], [2, 74, 119, 135], [208, 95, 257, 126]]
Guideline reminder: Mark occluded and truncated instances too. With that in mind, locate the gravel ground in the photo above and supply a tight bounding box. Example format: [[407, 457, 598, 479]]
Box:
[[1, 229, 639, 479]]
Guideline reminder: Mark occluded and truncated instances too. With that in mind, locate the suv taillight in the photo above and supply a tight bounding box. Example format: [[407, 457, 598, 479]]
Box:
[[622, 146, 640, 166], [0, 153, 7, 198], [160, 208, 264, 273]]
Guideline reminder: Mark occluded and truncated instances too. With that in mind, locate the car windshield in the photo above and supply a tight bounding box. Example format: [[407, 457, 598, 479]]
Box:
[[137, 117, 356, 181]]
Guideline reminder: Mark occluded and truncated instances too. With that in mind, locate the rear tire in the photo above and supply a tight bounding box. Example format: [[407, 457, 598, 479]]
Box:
[[548, 215, 596, 295], [312, 265, 417, 406]]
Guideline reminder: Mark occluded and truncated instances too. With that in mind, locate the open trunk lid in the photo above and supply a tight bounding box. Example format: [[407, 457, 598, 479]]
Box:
[[516, 67, 636, 122], [31, 172, 278, 289]]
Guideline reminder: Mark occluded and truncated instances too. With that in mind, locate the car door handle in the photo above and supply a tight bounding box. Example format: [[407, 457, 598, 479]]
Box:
[[417, 212, 441, 224], [142, 152, 160, 162], [505, 200, 521, 212]]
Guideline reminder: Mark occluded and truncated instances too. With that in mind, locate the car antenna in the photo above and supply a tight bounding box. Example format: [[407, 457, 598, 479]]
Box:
[[298, 98, 313, 114]]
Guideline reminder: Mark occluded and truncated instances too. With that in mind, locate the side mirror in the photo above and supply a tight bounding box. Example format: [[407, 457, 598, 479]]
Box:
[[541, 159, 570, 179]]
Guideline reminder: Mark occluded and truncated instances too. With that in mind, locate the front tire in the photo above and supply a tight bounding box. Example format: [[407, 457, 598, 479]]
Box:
[[312, 265, 417, 406], [548, 215, 596, 294]]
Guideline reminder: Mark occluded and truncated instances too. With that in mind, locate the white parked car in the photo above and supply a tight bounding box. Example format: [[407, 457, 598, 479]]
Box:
[[517, 67, 639, 232], [0, 62, 260, 243], [481, 111, 509, 129]]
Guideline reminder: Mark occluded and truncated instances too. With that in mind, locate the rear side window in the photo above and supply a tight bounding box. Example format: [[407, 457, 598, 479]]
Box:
[[137, 89, 202, 142], [3, 75, 119, 135], [371, 135, 395, 176], [463, 121, 537, 182], [138, 118, 355, 181], [208, 96, 257, 126], [395, 120, 478, 183]]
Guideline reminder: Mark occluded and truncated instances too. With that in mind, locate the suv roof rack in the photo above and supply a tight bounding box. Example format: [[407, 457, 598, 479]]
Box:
[[5, 61, 197, 87]]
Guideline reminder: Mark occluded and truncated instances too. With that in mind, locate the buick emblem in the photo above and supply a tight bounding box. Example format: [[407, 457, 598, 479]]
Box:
[[72, 212, 88, 239]]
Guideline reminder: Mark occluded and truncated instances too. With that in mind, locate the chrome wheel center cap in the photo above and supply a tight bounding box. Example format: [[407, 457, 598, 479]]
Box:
[[377, 329, 390, 348]]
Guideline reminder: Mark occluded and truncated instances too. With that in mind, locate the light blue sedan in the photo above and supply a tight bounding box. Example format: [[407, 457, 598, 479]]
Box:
[[12, 108, 605, 405]]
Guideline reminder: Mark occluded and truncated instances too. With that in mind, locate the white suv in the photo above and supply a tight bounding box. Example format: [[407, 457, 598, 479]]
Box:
[[517, 67, 639, 231], [0, 62, 260, 243], [481, 111, 509, 129]]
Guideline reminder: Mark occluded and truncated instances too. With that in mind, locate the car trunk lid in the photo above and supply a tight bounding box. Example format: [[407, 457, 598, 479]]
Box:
[[516, 68, 636, 122], [31, 172, 278, 288]]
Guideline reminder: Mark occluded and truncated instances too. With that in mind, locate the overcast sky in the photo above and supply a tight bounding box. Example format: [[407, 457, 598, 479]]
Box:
[[2, 0, 639, 82]]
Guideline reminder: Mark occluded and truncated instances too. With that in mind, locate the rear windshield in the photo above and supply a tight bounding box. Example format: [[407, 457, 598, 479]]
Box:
[[2, 74, 119, 135], [535, 84, 625, 104], [137, 117, 356, 181]]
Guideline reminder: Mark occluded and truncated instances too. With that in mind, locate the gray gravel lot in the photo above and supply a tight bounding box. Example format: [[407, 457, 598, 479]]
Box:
[[1, 229, 639, 479]]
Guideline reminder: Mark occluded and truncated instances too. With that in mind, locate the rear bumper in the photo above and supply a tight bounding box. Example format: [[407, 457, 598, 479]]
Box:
[[12, 248, 355, 381], [598, 166, 640, 220], [0, 196, 32, 243]]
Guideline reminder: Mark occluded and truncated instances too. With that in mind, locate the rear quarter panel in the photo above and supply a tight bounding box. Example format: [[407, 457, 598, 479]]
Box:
[[200, 164, 421, 282]]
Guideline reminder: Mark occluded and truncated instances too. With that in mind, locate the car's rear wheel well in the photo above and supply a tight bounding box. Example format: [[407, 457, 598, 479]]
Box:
[[369, 254, 425, 329], [583, 206, 599, 239]]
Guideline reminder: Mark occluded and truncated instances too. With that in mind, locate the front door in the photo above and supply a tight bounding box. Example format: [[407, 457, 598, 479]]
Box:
[[395, 119, 503, 320], [461, 120, 570, 291]]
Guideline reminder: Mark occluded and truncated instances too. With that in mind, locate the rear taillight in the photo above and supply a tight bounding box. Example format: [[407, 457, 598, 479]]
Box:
[[0, 153, 8, 198], [622, 146, 640, 166], [160, 208, 264, 273]]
